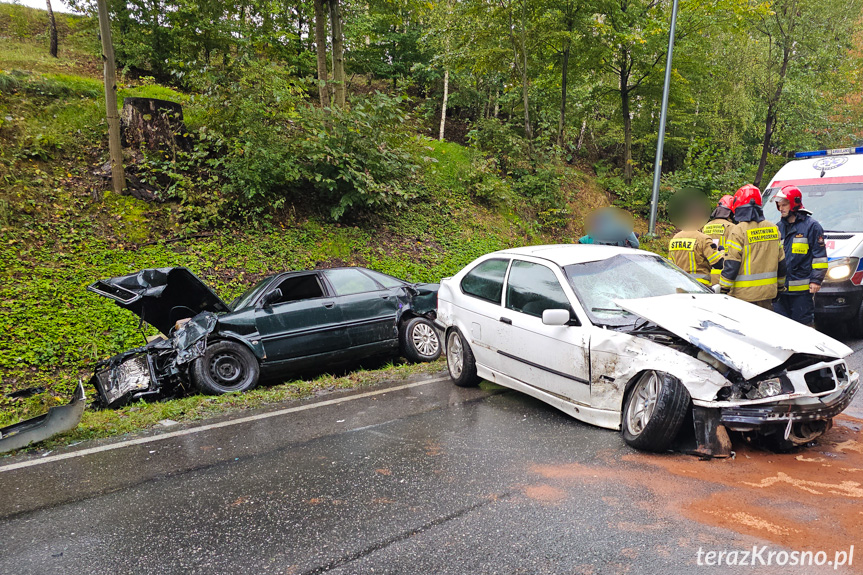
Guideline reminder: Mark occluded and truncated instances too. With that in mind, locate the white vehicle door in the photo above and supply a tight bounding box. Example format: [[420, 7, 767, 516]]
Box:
[[496, 259, 591, 404], [455, 257, 511, 367]]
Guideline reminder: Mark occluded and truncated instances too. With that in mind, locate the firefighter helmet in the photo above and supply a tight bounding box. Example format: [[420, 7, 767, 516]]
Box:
[[774, 185, 805, 211], [731, 184, 762, 212]]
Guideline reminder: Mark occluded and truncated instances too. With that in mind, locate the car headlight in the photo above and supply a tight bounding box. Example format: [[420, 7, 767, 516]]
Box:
[[745, 377, 782, 400], [825, 257, 859, 282]]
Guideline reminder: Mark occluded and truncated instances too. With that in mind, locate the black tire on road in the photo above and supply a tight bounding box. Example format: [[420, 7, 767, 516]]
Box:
[[446, 328, 480, 388], [400, 316, 442, 363], [621, 370, 690, 452], [191, 340, 260, 395]]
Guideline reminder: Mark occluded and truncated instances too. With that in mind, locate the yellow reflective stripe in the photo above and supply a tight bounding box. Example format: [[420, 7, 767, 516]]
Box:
[[788, 284, 811, 292], [695, 277, 711, 286], [720, 276, 733, 287], [812, 262, 828, 269], [733, 277, 782, 288], [707, 251, 722, 264], [689, 251, 696, 274], [726, 240, 743, 251]]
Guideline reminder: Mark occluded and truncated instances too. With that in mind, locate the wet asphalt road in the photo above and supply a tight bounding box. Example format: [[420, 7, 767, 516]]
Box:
[[0, 338, 861, 575]]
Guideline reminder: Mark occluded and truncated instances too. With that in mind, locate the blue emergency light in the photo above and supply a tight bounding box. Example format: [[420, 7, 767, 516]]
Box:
[[795, 147, 863, 158]]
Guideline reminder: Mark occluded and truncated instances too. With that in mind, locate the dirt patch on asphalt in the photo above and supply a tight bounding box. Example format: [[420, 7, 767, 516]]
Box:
[[532, 416, 863, 562]]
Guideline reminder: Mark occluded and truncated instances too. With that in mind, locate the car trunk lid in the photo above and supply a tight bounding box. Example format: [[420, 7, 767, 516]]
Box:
[[88, 267, 230, 335], [615, 293, 852, 380]]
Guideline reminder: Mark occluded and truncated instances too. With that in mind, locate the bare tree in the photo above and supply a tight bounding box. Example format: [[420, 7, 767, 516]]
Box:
[[46, 0, 58, 58], [328, 0, 346, 107], [96, 0, 125, 195], [439, 69, 449, 140], [313, 0, 330, 108]]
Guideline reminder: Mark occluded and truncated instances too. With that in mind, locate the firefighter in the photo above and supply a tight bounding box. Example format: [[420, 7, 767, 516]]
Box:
[[773, 185, 827, 326], [720, 184, 787, 309], [667, 193, 723, 286], [702, 194, 735, 285]]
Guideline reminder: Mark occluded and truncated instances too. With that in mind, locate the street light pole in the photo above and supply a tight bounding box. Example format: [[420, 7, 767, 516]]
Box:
[[648, 0, 680, 235]]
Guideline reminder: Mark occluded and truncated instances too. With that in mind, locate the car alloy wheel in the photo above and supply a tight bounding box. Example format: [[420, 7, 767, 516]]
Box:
[[412, 322, 440, 357], [447, 331, 464, 379], [625, 371, 660, 436]]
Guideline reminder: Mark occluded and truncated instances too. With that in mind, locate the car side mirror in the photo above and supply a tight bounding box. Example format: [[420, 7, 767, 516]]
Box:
[[542, 309, 571, 326], [259, 288, 282, 309]]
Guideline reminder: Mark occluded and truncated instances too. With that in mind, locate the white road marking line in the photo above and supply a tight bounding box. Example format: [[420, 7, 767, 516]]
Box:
[[0, 376, 450, 473]]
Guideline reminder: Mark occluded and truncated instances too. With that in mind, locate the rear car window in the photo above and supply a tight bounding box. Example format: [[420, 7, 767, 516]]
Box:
[[505, 260, 572, 318], [361, 269, 406, 288], [461, 258, 509, 304], [324, 268, 382, 296]]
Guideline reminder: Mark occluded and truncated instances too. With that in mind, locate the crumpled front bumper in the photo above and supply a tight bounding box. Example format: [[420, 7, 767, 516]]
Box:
[[0, 383, 86, 453], [719, 371, 860, 429]]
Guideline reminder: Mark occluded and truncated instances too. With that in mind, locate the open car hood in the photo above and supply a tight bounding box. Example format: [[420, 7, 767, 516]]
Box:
[[615, 293, 853, 380], [88, 267, 230, 335]]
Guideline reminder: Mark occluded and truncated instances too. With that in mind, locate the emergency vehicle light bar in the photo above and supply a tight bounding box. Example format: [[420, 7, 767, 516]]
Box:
[[795, 147, 863, 158]]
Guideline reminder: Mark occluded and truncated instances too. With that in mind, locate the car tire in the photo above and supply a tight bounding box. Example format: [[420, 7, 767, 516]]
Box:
[[191, 340, 260, 395], [400, 317, 442, 363], [621, 370, 690, 452], [446, 328, 480, 388]]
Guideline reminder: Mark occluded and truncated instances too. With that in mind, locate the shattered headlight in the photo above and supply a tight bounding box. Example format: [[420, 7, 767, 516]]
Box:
[[745, 377, 782, 400], [94, 356, 152, 407]]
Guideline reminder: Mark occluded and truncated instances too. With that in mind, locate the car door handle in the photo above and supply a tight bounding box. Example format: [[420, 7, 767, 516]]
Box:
[[323, 301, 335, 309], [500, 317, 512, 325], [380, 295, 390, 300]]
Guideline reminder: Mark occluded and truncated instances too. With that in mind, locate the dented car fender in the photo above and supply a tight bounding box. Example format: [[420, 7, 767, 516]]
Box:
[[589, 327, 730, 412]]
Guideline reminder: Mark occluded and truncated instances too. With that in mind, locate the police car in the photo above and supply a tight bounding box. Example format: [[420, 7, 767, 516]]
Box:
[[763, 148, 863, 335]]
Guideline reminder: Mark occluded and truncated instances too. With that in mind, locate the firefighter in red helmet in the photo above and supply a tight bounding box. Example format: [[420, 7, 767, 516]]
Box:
[[773, 185, 827, 326], [702, 194, 735, 285], [719, 185, 787, 309]]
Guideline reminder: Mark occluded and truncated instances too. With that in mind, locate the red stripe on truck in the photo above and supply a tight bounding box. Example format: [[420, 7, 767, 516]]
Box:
[[772, 176, 863, 187]]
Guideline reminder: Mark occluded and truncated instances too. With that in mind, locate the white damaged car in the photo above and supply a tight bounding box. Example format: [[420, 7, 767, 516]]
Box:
[[435, 245, 859, 456]]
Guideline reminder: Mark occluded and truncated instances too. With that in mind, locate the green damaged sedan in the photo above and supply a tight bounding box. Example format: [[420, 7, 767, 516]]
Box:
[[88, 267, 441, 408]]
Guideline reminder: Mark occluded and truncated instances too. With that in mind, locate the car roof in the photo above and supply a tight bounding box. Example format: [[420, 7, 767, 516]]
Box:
[[491, 244, 653, 266]]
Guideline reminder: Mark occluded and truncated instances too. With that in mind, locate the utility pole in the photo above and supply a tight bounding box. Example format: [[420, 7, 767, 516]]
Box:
[[648, 0, 679, 235], [96, 0, 125, 195]]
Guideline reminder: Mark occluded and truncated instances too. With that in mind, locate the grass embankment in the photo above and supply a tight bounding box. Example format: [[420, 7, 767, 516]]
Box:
[[0, 7, 673, 450]]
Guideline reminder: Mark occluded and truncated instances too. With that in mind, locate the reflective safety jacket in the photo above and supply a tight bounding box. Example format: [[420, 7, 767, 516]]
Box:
[[702, 218, 733, 250], [776, 212, 827, 293], [702, 218, 733, 283], [667, 230, 723, 286], [721, 219, 787, 302]]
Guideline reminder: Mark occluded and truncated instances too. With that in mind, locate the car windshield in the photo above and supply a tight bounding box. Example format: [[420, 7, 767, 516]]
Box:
[[763, 183, 863, 232], [230, 277, 271, 311], [563, 253, 710, 325]]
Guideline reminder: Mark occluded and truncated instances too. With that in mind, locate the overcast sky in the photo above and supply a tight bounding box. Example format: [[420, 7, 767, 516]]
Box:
[[2, 1, 79, 14]]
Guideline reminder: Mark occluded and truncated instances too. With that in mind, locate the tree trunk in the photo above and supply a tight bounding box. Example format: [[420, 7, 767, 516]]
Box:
[[46, 0, 58, 58], [96, 0, 125, 195], [328, 0, 346, 107], [439, 69, 449, 141], [576, 118, 587, 151], [120, 98, 190, 153], [519, 2, 532, 141], [622, 87, 633, 184], [313, 0, 330, 108], [494, 87, 499, 118], [754, 46, 791, 188], [558, 39, 570, 146]]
